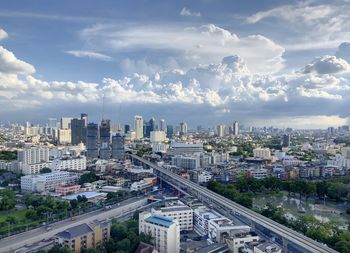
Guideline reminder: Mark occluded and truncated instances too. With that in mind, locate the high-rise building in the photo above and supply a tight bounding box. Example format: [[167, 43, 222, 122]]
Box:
[[159, 119, 166, 132], [58, 129, 71, 144], [71, 115, 87, 145], [60, 117, 73, 129], [81, 113, 88, 126], [86, 123, 99, 158], [124, 124, 130, 134], [180, 122, 188, 137], [233, 121, 239, 136], [167, 125, 174, 138], [48, 118, 58, 128], [150, 131, 166, 143], [112, 134, 125, 160], [217, 124, 225, 137], [134, 116, 144, 139], [99, 119, 111, 159], [139, 212, 180, 253], [283, 134, 290, 147]]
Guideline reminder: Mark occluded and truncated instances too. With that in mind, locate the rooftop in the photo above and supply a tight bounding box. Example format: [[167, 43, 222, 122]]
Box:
[[62, 191, 106, 200], [56, 223, 93, 239], [145, 215, 175, 228]]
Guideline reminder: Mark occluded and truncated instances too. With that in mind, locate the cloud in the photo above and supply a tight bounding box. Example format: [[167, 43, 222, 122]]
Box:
[[1, 43, 350, 128], [335, 42, 350, 62], [0, 29, 8, 40], [180, 7, 201, 17], [301, 55, 350, 74], [79, 23, 285, 74], [0, 46, 35, 75], [246, 2, 350, 51], [65, 50, 112, 61]]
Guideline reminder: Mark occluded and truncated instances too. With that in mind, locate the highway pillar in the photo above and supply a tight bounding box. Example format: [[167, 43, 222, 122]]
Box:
[[282, 238, 288, 253], [250, 221, 256, 232]]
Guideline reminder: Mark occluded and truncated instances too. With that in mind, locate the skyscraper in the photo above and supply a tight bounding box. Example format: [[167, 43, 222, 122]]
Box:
[[112, 134, 125, 160], [233, 121, 239, 136], [48, 118, 58, 128], [86, 123, 99, 158], [71, 115, 87, 145], [124, 124, 130, 134], [99, 119, 111, 159], [180, 122, 188, 137], [60, 117, 73, 129], [167, 125, 174, 138], [217, 124, 225, 137], [283, 134, 290, 147], [159, 119, 166, 132], [134, 116, 144, 139]]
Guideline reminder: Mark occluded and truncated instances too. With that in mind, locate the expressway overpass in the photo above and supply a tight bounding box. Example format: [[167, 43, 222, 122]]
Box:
[[129, 154, 338, 253]]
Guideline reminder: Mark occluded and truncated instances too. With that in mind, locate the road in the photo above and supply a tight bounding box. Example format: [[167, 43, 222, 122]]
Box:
[[131, 154, 338, 253], [0, 197, 148, 253]]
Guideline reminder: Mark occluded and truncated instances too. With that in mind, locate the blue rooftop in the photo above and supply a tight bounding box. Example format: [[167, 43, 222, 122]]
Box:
[[145, 215, 174, 228]]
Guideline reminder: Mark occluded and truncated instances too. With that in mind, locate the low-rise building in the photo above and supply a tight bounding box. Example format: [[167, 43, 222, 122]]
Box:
[[225, 231, 260, 253], [21, 171, 78, 192], [55, 220, 111, 253], [55, 184, 81, 195], [208, 217, 251, 243]]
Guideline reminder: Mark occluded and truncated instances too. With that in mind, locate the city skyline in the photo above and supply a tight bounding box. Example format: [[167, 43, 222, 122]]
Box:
[[1, 1, 350, 128]]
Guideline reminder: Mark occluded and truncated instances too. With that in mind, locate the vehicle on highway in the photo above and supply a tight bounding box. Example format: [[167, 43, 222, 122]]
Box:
[[104, 205, 112, 210], [71, 216, 79, 221]]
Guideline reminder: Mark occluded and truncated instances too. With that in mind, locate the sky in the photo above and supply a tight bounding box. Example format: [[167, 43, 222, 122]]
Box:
[[1, 0, 350, 128]]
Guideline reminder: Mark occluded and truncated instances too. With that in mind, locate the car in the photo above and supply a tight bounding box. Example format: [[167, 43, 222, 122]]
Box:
[[46, 227, 51, 231]]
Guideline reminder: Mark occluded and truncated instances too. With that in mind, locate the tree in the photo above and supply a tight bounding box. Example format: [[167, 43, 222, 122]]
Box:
[[316, 181, 328, 199], [116, 238, 131, 252], [110, 223, 128, 241], [25, 209, 38, 220], [327, 182, 348, 201], [6, 215, 17, 225], [70, 199, 79, 209], [79, 172, 100, 185], [0, 189, 16, 210]]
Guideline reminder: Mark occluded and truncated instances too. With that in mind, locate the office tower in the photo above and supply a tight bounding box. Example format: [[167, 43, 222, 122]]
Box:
[[112, 134, 125, 160], [180, 122, 188, 136], [99, 119, 111, 159], [48, 118, 58, 128], [139, 212, 180, 253], [167, 125, 174, 138], [60, 117, 73, 129], [283, 134, 290, 147], [233, 121, 239, 136], [80, 113, 88, 126], [86, 123, 99, 158], [134, 116, 144, 139], [327, 127, 335, 135], [217, 124, 225, 137], [145, 117, 156, 137], [159, 119, 166, 132], [124, 124, 130, 134], [71, 116, 87, 145], [150, 131, 166, 143]]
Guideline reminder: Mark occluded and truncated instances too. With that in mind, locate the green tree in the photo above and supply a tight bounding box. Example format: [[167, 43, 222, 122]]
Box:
[[110, 223, 128, 241], [316, 181, 328, 199], [116, 238, 131, 252], [25, 209, 38, 220], [79, 172, 100, 185], [0, 189, 16, 210], [327, 182, 348, 201]]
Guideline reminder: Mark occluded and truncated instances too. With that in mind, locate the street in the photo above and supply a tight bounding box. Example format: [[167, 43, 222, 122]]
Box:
[[0, 197, 148, 253]]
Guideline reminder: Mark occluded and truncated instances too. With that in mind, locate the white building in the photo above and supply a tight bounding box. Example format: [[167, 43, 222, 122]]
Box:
[[60, 117, 72, 129], [130, 180, 152, 191], [253, 148, 271, 159], [208, 217, 251, 243], [171, 155, 200, 170], [152, 201, 193, 231], [22, 162, 51, 175], [152, 142, 169, 153], [58, 129, 72, 144], [217, 125, 225, 137], [341, 147, 350, 158], [18, 146, 49, 165], [210, 152, 229, 164], [249, 168, 268, 179], [197, 171, 213, 183], [0, 160, 23, 174], [193, 206, 221, 236], [150, 131, 166, 143], [168, 142, 203, 155], [50, 155, 86, 171], [134, 115, 144, 139], [139, 212, 180, 253], [21, 171, 78, 192], [225, 231, 260, 253]]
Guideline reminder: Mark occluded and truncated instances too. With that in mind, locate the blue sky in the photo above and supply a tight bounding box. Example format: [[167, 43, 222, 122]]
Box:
[[1, 0, 350, 128]]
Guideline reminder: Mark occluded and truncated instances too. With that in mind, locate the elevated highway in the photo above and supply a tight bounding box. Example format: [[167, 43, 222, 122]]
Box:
[[129, 154, 338, 253]]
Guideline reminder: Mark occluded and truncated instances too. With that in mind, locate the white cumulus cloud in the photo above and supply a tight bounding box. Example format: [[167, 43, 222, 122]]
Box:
[[180, 7, 201, 17], [0, 46, 35, 75], [301, 55, 350, 74], [0, 28, 8, 41]]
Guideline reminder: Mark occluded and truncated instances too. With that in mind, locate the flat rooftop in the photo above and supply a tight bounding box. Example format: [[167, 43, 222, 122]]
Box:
[[145, 215, 175, 228]]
